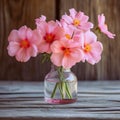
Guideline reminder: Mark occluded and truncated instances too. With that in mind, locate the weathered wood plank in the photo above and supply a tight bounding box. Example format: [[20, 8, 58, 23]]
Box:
[[0, 81, 120, 120]]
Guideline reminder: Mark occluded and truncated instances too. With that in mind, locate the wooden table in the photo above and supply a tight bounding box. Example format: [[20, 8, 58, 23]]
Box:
[[0, 81, 120, 120]]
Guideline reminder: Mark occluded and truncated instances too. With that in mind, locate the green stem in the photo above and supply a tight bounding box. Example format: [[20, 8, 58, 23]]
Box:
[[51, 82, 58, 98], [57, 66, 64, 81], [41, 53, 51, 63], [58, 82, 64, 99], [51, 66, 73, 99], [61, 81, 66, 98], [65, 82, 72, 99]]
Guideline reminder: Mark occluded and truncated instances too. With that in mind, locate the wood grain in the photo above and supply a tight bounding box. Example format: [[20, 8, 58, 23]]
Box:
[[0, 81, 120, 120], [0, 0, 120, 81]]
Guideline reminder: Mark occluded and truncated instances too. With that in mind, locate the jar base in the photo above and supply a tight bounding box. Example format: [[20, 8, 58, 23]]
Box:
[[45, 98, 77, 104]]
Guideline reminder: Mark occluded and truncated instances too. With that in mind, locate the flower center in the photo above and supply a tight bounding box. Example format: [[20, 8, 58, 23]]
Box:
[[61, 47, 70, 56], [44, 33, 55, 43], [20, 39, 30, 48], [84, 44, 91, 53], [65, 34, 71, 39], [73, 19, 80, 26]]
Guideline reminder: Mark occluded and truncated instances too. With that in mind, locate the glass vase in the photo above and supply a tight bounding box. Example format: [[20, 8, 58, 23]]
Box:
[[44, 65, 77, 104]]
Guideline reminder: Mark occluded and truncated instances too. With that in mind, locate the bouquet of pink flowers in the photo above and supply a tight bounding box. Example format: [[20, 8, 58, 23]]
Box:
[[7, 8, 115, 103], [7, 8, 115, 66]]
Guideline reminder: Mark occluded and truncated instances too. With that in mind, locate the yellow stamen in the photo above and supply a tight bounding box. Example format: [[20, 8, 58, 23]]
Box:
[[64, 48, 70, 55], [65, 34, 71, 39], [61, 47, 70, 56], [20, 39, 30, 48], [73, 19, 80, 26], [84, 44, 91, 53]]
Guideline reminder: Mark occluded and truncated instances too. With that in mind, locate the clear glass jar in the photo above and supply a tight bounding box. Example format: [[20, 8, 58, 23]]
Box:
[[44, 65, 77, 104]]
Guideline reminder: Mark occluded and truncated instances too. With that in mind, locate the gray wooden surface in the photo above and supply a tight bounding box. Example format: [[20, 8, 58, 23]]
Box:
[[0, 81, 120, 120]]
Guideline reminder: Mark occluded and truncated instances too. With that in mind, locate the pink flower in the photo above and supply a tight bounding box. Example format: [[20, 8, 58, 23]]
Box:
[[58, 20, 84, 46], [98, 14, 115, 39], [61, 8, 93, 32], [35, 15, 46, 26], [82, 31, 103, 65], [7, 26, 40, 62], [50, 40, 84, 68], [36, 19, 65, 53]]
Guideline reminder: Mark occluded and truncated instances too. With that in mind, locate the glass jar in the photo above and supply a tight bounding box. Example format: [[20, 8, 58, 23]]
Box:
[[44, 65, 77, 104]]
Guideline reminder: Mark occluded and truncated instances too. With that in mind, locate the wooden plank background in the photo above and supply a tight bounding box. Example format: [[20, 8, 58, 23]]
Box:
[[0, 0, 119, 81]]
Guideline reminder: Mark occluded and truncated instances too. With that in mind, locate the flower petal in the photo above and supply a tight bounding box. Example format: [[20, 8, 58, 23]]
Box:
[[89, 52, 102, 64], [79, 22, 93, 31], [53, 26, 65, 40], [70, 48, 83, 62], [8, 30, 20, 42], [35, 15, 46, 25], [26, 28, 33, 40], [105, 31, 116, 39], [36, 21, 47, 35], [91, 41, 103, 55], [69, 8, 77, 18], [27, 44, 38, 57], [38, 41, 50, 53], [30, 29, 41, 45], [18, 26, 27, 40], [98, 14, 105, 26], [51, 41, 63, 53], [16, 48, 30, 62], [62, 55, 76, 68], [84, 31, 97, 44], [7, 42, 20, 56], [62, 14, 73, 24], [47, 21, 58, 33], [51, 53, 63, 67]]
